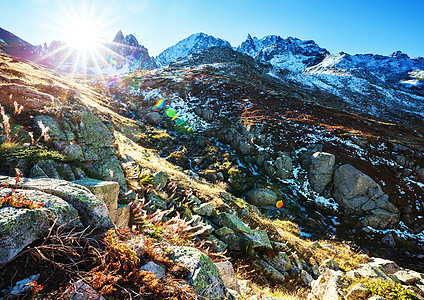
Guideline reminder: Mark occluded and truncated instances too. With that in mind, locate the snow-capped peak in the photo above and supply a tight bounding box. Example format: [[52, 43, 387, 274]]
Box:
[[237, 34, 329, 72], [155, 32, 232, 67]]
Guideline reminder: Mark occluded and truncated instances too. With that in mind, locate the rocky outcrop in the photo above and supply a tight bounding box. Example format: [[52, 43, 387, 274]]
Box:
[[333, 164, 399, 229], [170, 246, 231, 299], [0, 176, 113, 229], [309, 152, 335, 193], [308, 257, 424, 300], [31, 107, 127, 192]]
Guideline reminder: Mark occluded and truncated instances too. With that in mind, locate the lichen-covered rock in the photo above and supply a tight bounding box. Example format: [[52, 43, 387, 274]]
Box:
[[214, 213, 252, 234], [0, 207, 49, 265], [265, 252, 292, 272], [241, 229, 272, 249], [0, 176, 113, 229], [0, 188, 81, 228], [193, 202, 217, 217], [257, 260, 286, 280], [345, 283, 370, 300], [301, 270, 314, 286], [152, 171, 168, 190], [309, 152, 335, 193], [171, 246, 230, 299], [245, 188, 277, 206], [140, 261, 166, 279], [72, 178, 119, 220]]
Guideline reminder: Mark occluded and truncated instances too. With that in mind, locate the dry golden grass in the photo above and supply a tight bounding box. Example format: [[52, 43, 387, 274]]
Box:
[[114, 131, 225, 204], [236, 211, 368, 271]]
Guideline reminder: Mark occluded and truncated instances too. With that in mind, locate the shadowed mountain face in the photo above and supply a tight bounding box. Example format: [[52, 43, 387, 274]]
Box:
[[0, 27, 50, 65]]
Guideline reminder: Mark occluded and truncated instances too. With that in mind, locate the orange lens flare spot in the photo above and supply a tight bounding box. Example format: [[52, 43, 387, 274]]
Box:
[[276, 200, 284, 208]]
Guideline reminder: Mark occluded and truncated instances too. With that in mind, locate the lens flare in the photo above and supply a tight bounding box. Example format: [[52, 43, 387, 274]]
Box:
[[108, 57, 117, 65], [276, 200, 284, 208], [155, 98, 165, 109]]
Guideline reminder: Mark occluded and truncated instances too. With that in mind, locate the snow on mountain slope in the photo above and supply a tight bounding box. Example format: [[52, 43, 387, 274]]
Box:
[[237, 34, 329, 72], [304, 51, 424, 91], [155, 32, 232, 67]]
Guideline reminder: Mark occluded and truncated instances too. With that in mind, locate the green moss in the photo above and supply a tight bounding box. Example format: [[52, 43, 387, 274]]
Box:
[[342, 276, 419, 300], [0, 146, 73, 165]]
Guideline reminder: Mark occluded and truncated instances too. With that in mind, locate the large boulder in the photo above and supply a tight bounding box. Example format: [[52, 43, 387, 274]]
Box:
[[309, 152, 335, 193], [0, 207, 49, 265], [170, 246, 230, 299], [245, 188, 277, 206], [0, 188, 81, 228], [0, 176, 113, 229], [333, 165, 399, 229]]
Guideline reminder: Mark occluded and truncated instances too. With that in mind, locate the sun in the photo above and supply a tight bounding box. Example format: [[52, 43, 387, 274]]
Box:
[[65, 18, 101, 52]]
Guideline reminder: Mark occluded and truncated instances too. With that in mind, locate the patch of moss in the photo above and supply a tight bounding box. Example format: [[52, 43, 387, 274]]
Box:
[[343, 277, 419, 300], [0, 147, 72, 165]]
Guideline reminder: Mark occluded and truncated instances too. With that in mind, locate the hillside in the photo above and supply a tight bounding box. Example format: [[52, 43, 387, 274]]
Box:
[[0, 32, 424, 300]]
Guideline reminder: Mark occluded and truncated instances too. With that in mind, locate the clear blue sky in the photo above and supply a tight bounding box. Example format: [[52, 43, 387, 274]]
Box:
[[1, 0, 423, 57]]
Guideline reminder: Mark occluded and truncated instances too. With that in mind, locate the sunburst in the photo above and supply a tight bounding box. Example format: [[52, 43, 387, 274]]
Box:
[[42, 1, 126, 76]]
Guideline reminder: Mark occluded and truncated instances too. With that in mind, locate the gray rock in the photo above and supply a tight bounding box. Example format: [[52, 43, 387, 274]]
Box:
[[215, 227, 235, 237], [417, 168, 424, 182], [0, 188, 81, 229], [361, 209, 399, 229], [72, 178, 119, 220], [146, 112, 163, 125], [202, 109, 214, 121], [333, 164, 398, 229], [301, 270, 314, 286], [345, 283, 371, 300], [368, 258, 400, 275], [0, 207, 49, 265], [215, 261, 240, 293], [219, 233, 242, 251], [140, 261, 166, 279], [113, 204, 130, 227], [265, 251, 292, 272], [152, 171, 168, 190], [368, 297, 387, 300], [245, 188, 277, 206], [29, 164, 48, 178], [309, 269, 344, 300], [193, 202, 217, 217], [171, 246, 229, 299], [393, 270, 421, 284], [239, 141, 254, 155], [275, 154, 293, 179], [309, 152, 335, 193], [0, 176, 113, 229], [215, 213, 252, 234], [257, 260, 286, 280], [64, 279, 105, 300]]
